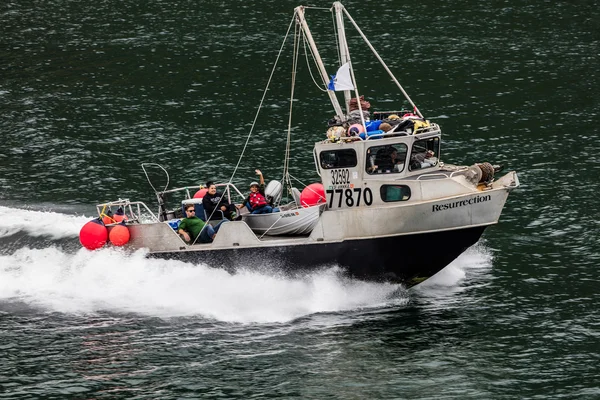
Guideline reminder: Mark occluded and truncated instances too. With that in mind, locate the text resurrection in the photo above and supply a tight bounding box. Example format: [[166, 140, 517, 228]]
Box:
[[432, 194, 492, 212]]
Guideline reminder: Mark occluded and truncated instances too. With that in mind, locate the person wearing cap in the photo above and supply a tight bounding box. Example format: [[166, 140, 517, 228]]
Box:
[[239, 169, 274, 214]]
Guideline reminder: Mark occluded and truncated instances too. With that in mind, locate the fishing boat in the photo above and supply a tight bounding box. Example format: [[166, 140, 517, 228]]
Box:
[[81, 2, 519, 288]]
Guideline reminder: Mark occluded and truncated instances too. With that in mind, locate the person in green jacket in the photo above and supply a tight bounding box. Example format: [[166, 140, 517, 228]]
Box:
[[178, 204, 227, 244]]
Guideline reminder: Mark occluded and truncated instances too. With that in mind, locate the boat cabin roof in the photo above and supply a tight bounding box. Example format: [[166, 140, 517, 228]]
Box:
[[314, 121, 442, 181]]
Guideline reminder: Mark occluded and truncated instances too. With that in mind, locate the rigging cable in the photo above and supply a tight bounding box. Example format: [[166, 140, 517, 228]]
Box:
[[225, 12, 297, 188], [340, 6, 424, 118], [279, 21, 301, 199], [301, 32, 328, 93], [201, 12, 296, 227]]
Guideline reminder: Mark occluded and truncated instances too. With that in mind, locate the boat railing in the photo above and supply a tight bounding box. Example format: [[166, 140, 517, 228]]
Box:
[[322, 122, 441, 143], [158, 185, 199, 200], [413, 166, 484, 182], [96, 199, 159, 223], [415, 172, 451, 180], [363, 126, 440, 140], [154, 182, 248, 222], [448, 168, 470, 178], [160, 182, 246, 203], [414, 166, 474, 181], [372, 110, 414, 119]]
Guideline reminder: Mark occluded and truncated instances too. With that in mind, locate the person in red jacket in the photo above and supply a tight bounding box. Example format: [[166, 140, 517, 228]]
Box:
[[239, 169, 274, 214]]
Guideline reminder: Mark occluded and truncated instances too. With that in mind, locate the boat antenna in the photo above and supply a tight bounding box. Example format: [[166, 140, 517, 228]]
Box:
[[141, 162, 170, 221], [141, 163, 169, 194], [336, 1, 424, 118]]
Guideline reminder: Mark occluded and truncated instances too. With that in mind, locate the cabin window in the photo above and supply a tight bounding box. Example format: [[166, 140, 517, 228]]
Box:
[[365, 143, 408, 174], [409, 137, 440, 171], [319, 149, 357, 169], [380, 185, 411, 202]]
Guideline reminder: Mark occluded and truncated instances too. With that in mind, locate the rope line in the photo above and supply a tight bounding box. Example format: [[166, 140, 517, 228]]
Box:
[[201, 12, 297, 226], [226, 13, 297, 187], [302, 32, 328, 92]]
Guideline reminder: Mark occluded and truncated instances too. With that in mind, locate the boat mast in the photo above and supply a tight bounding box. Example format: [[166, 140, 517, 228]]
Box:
[[282, 23, 301, 194], [334, 3, 351, 113], [295, 6, 345, 120], [333, 2, 366, 131]]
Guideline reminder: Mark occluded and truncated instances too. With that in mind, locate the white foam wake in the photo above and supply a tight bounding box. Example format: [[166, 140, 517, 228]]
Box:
[[0, 206, 494, 322], [414, 243, 494, 301], [0, 205, 91, 239], [0, 246, 406, 323]]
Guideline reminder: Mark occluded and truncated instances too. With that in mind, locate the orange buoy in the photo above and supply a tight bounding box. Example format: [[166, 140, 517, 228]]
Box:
[[300, 183, 326, 207], [108, 223, 130, 246], [79, 219, 108, 250], [113, 207, 128, 223], [193, 188, 208, 199], [113, 214, 127, 223], [102, 210, 115, 225]]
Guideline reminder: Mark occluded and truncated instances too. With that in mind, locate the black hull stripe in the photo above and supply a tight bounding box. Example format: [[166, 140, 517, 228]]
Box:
[[148, 226, 487, 287]]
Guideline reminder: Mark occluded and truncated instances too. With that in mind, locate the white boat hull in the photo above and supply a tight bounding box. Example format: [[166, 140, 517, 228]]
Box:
[[243, 204, 324, 236]]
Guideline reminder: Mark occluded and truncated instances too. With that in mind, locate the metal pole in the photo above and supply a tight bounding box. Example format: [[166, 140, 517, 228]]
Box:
[[334, 2, 351, 112], [334, 2, 366, 133], [295, 6, 345, 119], [340, 4, 424, 118]]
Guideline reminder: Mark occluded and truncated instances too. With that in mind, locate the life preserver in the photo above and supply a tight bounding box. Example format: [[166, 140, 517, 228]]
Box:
[[249, 192, 268, 209]]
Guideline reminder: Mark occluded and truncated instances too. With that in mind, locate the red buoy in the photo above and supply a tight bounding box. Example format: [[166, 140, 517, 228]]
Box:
[[300, 183, 326, 207], [109, 223, 130, 246], [193, 188, 208, 199], [79, 219, 108, 250]]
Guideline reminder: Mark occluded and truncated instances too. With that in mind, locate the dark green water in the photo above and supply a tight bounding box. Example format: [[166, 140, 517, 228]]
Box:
[[1, 0, 599, 398]]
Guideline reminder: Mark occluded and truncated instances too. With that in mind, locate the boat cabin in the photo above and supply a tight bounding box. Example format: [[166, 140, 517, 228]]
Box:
[[314, 118, 442, 209]]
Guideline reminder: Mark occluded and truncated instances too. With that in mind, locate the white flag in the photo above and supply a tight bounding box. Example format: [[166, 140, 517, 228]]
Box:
[[327, 63, 355, 91]]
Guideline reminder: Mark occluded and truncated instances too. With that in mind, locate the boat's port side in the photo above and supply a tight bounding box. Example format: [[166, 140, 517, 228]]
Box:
[[211, 221, 262, 247], [126, 219, 304, 253], [125, 221, 185, 251], [148, 224, 488, 287]]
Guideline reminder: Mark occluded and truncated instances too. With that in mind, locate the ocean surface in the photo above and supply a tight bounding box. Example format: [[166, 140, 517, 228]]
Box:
[[1, 0, 599, 398]]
